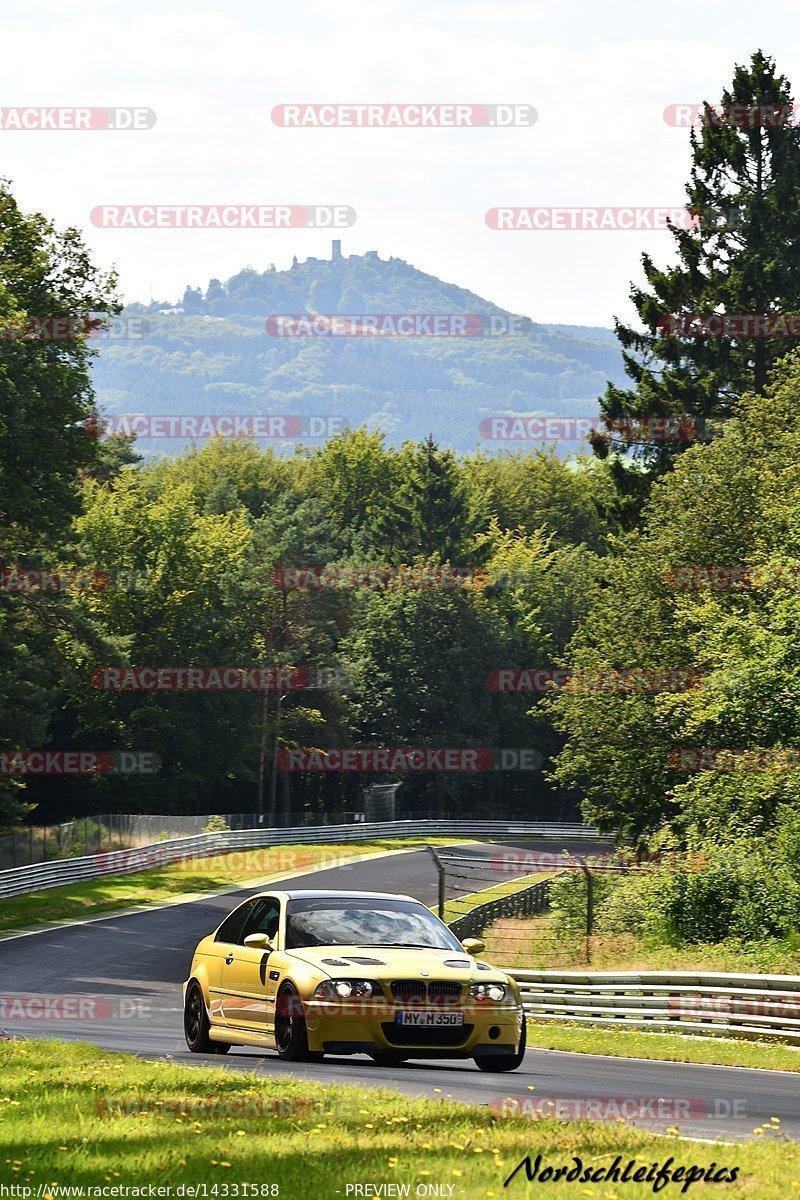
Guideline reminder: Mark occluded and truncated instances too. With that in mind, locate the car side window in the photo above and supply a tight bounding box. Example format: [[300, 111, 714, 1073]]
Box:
[[215, 900, 255, 944], [239, 897, 281, 945]]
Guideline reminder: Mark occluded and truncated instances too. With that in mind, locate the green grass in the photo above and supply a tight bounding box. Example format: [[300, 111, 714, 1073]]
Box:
[[0, 1040, 797, 1196], [0, 838, 460, 935], [442, 872, 551, 924], [525, 1021, 800, 1073], [10, 843, 800, 1081], [480, 910, 800, 975], [479, 912, 800, 1071]]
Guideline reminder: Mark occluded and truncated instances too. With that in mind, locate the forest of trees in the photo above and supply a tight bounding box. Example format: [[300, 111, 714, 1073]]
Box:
[[4, 48, 800, 961], [0, 400, 622, 825]]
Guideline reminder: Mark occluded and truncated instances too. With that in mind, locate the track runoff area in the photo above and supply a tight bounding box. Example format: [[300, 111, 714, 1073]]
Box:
[[1, 838, 799, 1140]]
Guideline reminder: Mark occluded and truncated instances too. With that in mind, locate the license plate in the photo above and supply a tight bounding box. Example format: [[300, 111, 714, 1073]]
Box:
[[395, 1010, 464, 1026]]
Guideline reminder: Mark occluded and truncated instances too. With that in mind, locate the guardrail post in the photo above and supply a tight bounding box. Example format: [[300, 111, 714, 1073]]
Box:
[[426, 845, 446, 918], [587, 870, 594, 960], [577, 857, 594, 964]]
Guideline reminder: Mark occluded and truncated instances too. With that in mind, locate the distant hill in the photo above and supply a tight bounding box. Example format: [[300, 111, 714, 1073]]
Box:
[[91, 244, 626, 454]]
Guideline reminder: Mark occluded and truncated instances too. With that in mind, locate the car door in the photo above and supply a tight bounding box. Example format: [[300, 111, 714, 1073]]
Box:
[[221, 896, 282, 1033], [208, 898, 258, 1027]]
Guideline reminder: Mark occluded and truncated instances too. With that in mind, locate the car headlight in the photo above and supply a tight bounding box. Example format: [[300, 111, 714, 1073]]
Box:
[[470, 983, 508, 1002], [313, 979, 379, 999]]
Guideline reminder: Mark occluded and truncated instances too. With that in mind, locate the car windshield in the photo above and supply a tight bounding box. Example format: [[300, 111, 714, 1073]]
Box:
[[285, 897, 463, 950]]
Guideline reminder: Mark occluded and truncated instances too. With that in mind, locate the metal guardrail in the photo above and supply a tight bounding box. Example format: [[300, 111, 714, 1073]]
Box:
[[0, 820, 612, 900], [507, 969, 800, 1044], [444, 876, 800, 1045], [5, 821, 800, 1046], [449, 876, 557, 938], [0, 812, 269, 870]]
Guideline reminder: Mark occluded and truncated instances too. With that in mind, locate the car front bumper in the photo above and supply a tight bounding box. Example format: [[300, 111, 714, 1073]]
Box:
[[302, 998, 524, 1057]]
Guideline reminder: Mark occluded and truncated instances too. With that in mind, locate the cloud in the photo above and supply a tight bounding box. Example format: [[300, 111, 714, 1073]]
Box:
[[0, 5, 794, 323]]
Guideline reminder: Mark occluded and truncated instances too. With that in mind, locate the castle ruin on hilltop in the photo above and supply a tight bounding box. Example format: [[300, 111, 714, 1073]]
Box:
[[291, 241, 379, 269]]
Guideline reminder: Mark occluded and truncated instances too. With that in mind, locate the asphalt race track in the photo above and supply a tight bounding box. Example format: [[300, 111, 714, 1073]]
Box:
[[1, 840, 799, 1142]]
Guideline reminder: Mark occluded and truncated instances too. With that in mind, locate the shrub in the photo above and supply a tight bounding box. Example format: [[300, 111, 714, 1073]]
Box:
[[578, 819, 800, 949], [202, 814, 230, 833]]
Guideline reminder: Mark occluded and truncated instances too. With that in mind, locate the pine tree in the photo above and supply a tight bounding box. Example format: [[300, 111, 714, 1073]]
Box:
[[379, 435, 474, 562], [598, 51, 800, 499]]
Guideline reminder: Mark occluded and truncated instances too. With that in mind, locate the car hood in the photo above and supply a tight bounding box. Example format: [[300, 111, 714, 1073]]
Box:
[[286, 944, 503, 982]]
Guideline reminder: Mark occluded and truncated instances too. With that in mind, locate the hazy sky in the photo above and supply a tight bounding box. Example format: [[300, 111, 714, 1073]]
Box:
[[1, 0, 793, 325]]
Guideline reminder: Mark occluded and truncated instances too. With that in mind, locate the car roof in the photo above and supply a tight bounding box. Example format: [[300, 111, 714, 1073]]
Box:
[[255, 889, 418, 902]]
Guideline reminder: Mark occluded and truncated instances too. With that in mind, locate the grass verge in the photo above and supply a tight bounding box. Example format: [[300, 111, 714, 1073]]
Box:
[[524, 1020, 800, 1073], [442, 873, 551, 925], [481, 912, 800, 975], [0, 1039, 797, 1196], [0, 838, 460, 934], [479, 907, 800, 974]]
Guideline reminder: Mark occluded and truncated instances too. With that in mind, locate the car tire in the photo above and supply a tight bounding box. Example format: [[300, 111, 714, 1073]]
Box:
[[473, 1018, 526, 1073], [368, 1052, 409, 1067], [184, 981, 231, 1054], [275, 983, 323, 1062]]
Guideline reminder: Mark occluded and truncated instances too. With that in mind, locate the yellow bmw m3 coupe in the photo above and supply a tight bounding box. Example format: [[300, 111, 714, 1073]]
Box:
[[183, 889, 526, 1071]]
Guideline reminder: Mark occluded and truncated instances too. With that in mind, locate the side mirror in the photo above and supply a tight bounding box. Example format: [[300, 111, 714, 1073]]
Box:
[[244, 933, 273, 950], [461, 937, 485, 955]]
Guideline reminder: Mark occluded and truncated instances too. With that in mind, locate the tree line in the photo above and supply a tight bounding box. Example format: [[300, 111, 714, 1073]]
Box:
[[4, 48, 800, 892]]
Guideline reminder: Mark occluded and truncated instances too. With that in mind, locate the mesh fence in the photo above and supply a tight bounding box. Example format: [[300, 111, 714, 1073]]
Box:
[[433, 847, 565, 960], [0, 808, 522, 871], [433, 847, 549, 916], [0, 812, 265, 870], [436, 846, 675, 968]]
